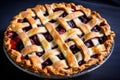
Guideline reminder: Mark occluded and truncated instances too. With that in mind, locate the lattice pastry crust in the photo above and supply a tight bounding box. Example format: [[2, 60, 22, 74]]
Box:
[[4, 3, 115, 76]]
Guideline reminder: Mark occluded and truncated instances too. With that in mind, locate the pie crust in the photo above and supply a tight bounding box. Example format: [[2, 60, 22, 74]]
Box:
[[4, 2, 115, 76]]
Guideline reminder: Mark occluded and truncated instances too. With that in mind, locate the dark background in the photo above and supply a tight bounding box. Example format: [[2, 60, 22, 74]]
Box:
[[0, 0, 120, 80]]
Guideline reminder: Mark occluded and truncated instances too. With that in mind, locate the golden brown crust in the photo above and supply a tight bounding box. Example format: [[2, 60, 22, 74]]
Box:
[[4, 2, 115, 76], [45, 22, 79, 67]]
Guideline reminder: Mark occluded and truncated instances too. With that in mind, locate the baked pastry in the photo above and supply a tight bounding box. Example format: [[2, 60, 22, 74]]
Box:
[[4, 2, 115, 76]]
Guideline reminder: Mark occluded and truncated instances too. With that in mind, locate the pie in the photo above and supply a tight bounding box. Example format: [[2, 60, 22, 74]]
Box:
[[4, 2, 115, 76]]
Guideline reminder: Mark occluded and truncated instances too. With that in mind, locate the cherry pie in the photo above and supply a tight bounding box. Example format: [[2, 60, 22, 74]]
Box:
[[4, 3, 115, 76]]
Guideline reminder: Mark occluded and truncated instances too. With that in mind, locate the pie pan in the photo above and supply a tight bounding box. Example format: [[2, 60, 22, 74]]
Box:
[[3, 43, 114, 79]]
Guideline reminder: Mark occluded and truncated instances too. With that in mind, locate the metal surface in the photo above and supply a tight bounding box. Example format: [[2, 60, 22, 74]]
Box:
[[3, 43, 115, 79]]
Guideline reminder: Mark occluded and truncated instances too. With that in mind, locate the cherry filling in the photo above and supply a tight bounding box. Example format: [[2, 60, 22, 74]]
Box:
[[85, 40, 94, 48], [42, 58, 52, 68], [43, 32, 53, 42], [56, 25, 66, 34], [60, 12, 68, 17], [21, 55, 29, 60], [91, 54, 99, 58], [17, 18, 28, 23], [6, 31, 17, 39], [50, 19, 56, 23], [36, 51, 44, 57], [91, 22, 106, 32], [30, 35, 41, 45], [67, 20, 77, 28], [10, 37, 20, 50], [98, 36, 107, 44], [16, 40, 24, 51], [91, 25, 101, 32], [70, 45, 80, 54], [71, 5, 76, 11], [79, 15, 91, 23], [6, 31, 24, 51], [17, 19, 23, 23], [23, 26, 32, 32], [53, 8, 65, 12], [57, 53, 65, 60]]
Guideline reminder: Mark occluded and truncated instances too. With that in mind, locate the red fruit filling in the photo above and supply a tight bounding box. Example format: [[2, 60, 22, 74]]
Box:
[[6, 31, 24, 51], [56, 25, 66, 34]]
